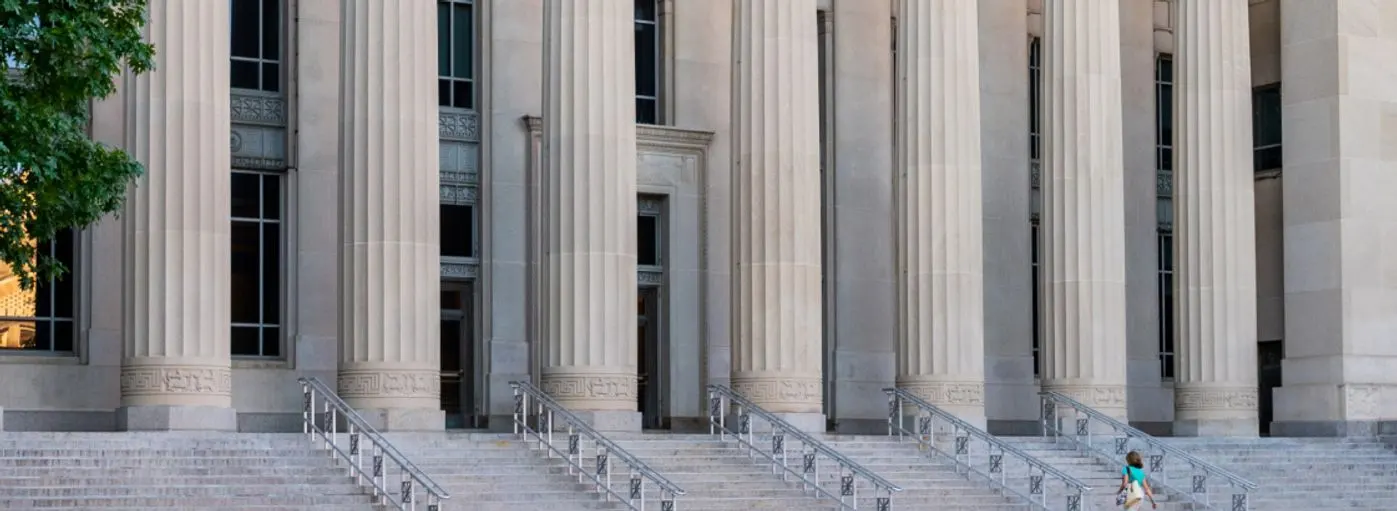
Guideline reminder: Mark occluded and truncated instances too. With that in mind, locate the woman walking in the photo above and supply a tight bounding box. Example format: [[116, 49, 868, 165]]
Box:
[[1118, 451, 1157, 509]]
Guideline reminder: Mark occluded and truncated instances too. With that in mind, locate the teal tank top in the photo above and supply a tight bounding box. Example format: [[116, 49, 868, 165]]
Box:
[[1122, 466, 1146, 483]]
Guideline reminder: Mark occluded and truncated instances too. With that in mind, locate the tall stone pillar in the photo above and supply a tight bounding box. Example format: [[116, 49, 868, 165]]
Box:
[[894, 0, 986, 426], [1172, 0, 1259, 437], [1039, 0, 1129, 419], [118, 0, 235, 431], [730, 0, 824, 430], [538, 0, 639, 431], [337, 0, 443, 431]]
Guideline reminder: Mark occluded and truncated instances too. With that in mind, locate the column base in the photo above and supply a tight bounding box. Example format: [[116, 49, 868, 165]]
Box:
[[1173, 418, 1258, 437], [355, 408, 445, 432], [116, 405, 237, 432]]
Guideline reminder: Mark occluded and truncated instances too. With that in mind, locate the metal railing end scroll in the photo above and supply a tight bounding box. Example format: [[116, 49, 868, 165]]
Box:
[[510, 380, 684, 511], [297, 377, 449, 511]]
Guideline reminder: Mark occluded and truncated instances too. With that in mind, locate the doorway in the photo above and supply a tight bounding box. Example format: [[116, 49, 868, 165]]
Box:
[[440, 283, 480, 429], [637, 287, 664, 429], [1257, 340, 1284, 436]]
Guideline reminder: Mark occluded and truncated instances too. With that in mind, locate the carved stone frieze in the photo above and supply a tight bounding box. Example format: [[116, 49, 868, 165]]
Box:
[[230, 90, 287, 126], [1174, 386, 1258, 411], [898, 381, 986, 406], [120, 366, 233, 396], [540, 375, 638, 402], [637, 267, 663, 287], [1157, 169, 1173, 197], [439, 141, 479, 175], [438, 109, 480, 142], [731, 377, 823, 408], [337, 370, 440, 399], [440, 184, 478, 205], [637, 196, 664, 215], [1043, 384, 1128, 410], [230, 124, 286, 170], [440, 170, 478, 185], [441, 257, 479, 280]]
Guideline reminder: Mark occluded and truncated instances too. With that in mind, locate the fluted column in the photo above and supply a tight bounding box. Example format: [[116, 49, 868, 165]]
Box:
[[337, 0, 442, 431], [730, 0, 824, 426], [894, 0, 986, 424], [1172, 0, 1259, 436], [1040, 0, 1129, 419], [118, 0, 235, 431], [539, 0, 639, 431]]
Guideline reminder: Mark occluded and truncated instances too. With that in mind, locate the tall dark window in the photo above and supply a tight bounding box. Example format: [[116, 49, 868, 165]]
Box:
[[1156, 54, 1176, 380], [0, 231, 76, 353], [1253, 84, 1282, 171], [440, 203, 477, 258], [230, 171, 282, 357], [1029, 37, 1042, 377], [637, 214, 661, 266], [230, 0, 281, 92], [438, 0, 476, 109], [634, 0, 660, 124]]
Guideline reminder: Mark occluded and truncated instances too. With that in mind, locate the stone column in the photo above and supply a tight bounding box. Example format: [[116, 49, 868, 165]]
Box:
[[118, 0, 235, 431], [538, 0, 639, 431], [337, 0, 443, 431], [1172, 0, 1259, 437], [730, 0, 824, 430], [1039, 0, 1129, 419], [894, 0, 986, 426]]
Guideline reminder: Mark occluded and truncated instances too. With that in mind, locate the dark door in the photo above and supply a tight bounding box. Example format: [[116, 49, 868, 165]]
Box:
[[440, 286, 478, 429], [637, 287, 664, 429], [1257, 340, 1284, 436]]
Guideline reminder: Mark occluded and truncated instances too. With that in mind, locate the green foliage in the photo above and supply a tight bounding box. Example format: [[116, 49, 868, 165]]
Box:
[[0, 0, 154, 289]]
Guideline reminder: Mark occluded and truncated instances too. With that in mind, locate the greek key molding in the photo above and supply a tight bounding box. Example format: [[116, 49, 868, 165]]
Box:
[[230, 90, 287, 126], [439, 109, 480, 142], [120, 366, 232, 397], [338, 370, 440, 399], [731, 377, 822, 407], [1044, 384, 1127, 409], [898, 381, 985, 406], [1174, 387, 1258, 411], [540, 375, 638, 402]]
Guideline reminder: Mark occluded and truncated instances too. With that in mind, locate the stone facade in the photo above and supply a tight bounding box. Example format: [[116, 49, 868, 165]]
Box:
[[0, 0, 1392, 437]]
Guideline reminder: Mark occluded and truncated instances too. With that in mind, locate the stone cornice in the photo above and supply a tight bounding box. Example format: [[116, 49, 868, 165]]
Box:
[[521, 115, 715, 152]]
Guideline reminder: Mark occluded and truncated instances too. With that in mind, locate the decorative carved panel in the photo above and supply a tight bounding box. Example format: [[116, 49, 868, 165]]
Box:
[[638, 265, 663, 287], [440, 184, 477, 205], [230, 89, 287, 170], [441, 256, 479, 280], [438, 109, 480, 142]]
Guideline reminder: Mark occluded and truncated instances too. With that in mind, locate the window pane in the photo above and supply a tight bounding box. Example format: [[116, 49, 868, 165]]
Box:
[[439, 79, 451, 107], [261, 0, 280, 60], [635, 22, 658, 96], [53, 320, 73, 352], [52, 231, 74, 318], [231, 326, 260, 356], [636, 98, 657, 125], [231, 60, 259, 89], [1159, 147, 1173, 173], [437, 3, 451, 77], [231, 172, 260, 218], [440, 204, 473, 257], [30, 320, 52, 351], [230, 222, 260, 323], [452, 80, 473, 109], [261, 62, 280, 92], [637, 215, 659, 266], [262, 174, 281, 220], [230, 0, 260, 58], [452, 3, 473, 80], [261, 327, 280, 357], [262, 222, 280, 324], [634, 0, 657, 22], [1256, 146, 1282, 172]]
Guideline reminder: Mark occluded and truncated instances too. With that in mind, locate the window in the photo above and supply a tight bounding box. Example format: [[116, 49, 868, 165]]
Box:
[[1253, 84, 1282, 171], [0, 231, 77, 353], [230, 0, 282, 92], [438, 0, 475, 109], [1156, 54, 1176, 380], [440, 203, 477, 258], [634, 0, 661, 124], [230, 170, 282, 357], [1156, 55, 1174, 172], [1158, 229, 1175, 380], [1029, 37, 1042, 377]]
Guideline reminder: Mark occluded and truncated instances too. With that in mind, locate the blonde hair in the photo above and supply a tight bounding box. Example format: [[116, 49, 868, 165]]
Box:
[[1126, 451, 1144, 469]]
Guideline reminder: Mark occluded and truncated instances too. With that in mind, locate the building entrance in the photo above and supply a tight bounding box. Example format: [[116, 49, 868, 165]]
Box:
[[637, 287, 664, 429], [440, 283, 481, 429]]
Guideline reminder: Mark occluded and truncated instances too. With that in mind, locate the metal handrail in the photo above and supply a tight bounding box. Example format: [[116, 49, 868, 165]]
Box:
[[511, 381, 684, 510], [298, 377, 449, 510], [707, 384, 901, 510], [1040, 391, 1257, 510], [885, 388, 1092, 511]]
